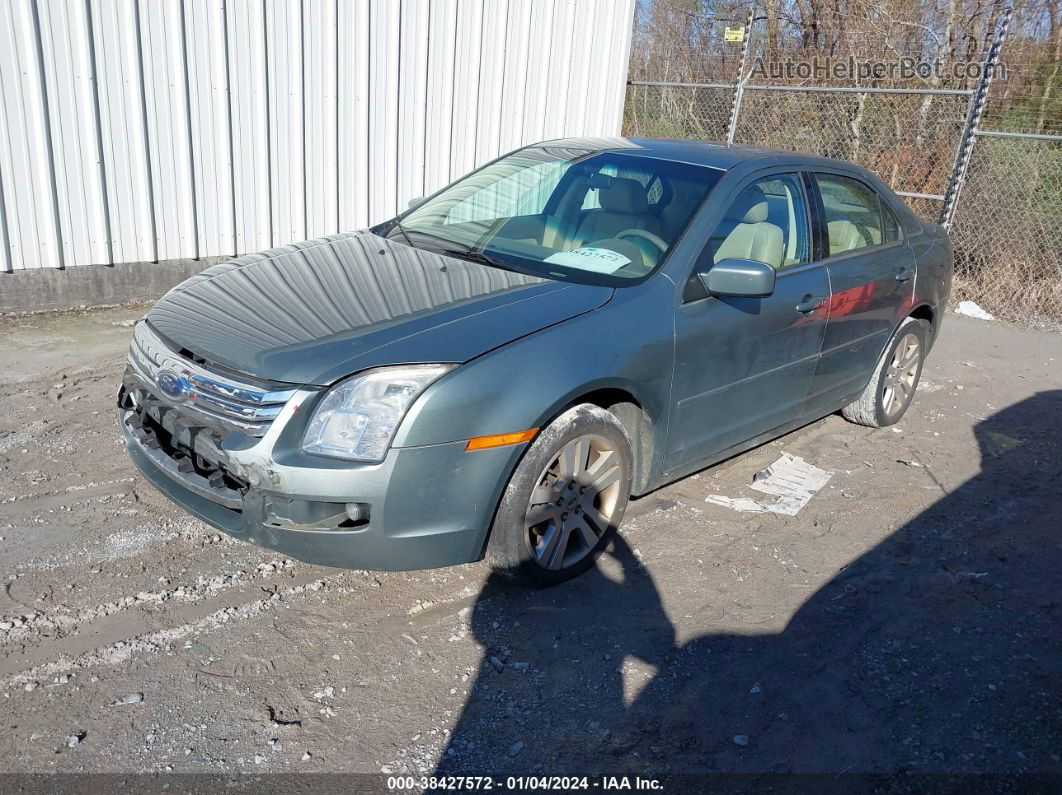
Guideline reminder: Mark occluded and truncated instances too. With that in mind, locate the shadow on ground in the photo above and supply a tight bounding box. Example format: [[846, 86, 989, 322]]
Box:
[[436, 392, 1062, 780]]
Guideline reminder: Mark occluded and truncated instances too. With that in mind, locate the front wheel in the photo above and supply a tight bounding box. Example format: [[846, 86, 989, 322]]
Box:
[[842, 316, 929, 428], [486, 404, 632, 586]]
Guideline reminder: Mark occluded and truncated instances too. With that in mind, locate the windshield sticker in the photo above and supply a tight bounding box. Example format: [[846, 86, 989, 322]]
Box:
[[543, 247, 631, 273]]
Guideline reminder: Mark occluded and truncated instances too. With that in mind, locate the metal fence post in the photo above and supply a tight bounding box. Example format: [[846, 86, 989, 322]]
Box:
[[939, 4, 1012, 230], [726, 8, 755, 146]]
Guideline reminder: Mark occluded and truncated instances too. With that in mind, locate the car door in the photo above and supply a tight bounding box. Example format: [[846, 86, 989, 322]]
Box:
[[666, 172, 830, 471], [804, 171, 916, 417]]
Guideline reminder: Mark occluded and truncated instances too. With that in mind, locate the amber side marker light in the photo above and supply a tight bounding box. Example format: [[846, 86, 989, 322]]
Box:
[[465, 428, 538, 451]]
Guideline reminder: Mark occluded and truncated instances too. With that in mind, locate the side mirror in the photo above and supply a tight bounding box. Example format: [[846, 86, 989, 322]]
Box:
[[699, 258, 776, 298], [407, 196, 426, 210]]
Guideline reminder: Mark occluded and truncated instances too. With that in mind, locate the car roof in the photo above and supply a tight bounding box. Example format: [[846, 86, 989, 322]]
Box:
[[527, 136, 852, 173]]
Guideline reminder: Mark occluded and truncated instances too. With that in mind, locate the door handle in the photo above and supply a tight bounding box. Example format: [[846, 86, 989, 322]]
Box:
[[795, 295, 825, 314], [896, 265, 915, 282]]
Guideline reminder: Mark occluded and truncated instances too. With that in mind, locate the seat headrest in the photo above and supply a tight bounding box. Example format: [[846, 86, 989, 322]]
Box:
[[725, 185, 769, 224], [599, 177, 649, 215]]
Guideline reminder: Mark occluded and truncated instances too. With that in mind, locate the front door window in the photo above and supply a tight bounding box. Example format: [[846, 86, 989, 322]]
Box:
[[709, 174, 810, 270]]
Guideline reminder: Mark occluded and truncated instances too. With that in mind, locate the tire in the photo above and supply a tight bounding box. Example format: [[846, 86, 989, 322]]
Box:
[[486, 404, 633, 586], [841, 316, 929, 428]]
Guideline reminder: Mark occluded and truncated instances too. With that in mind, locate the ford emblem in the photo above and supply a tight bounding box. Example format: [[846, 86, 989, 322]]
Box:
[[156, 369, 188, 400]]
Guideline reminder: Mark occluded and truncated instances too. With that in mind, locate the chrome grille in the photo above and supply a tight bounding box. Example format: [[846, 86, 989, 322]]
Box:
[[126, 321, 297, 437]]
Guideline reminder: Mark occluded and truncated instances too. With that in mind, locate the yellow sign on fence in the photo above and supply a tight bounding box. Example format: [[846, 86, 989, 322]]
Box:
[[724, 25, 745, 43]]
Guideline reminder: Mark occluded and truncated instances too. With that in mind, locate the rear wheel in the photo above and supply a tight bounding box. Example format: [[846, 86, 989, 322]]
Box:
[[486, 404, 632, 585], [842, 316, 929, 428]]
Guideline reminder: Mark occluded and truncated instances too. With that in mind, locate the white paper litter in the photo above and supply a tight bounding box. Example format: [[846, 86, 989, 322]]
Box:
[[955, 300, 994, 321], [707, 453, 833, 516]]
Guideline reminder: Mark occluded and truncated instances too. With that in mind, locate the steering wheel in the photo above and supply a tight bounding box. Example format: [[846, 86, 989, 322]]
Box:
[[615, 228, 668, 254]]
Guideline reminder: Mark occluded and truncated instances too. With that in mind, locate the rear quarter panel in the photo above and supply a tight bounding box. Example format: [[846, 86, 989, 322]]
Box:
[[909, 220, 954, 346]]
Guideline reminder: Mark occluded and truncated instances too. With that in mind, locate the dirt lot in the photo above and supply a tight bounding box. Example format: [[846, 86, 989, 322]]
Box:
[[0, 306, 1059, 780]]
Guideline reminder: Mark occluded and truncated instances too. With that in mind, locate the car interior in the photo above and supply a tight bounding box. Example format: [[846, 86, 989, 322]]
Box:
[[491, 174, 672, 270], [570, 174, 663, 247], [436, 157, 718, 278], [708, 185, 785, 269], [415, 158, 895, 286], [818, 175, 894, 255], [406, 147, 912, 286], [706, 177, 809, 270]]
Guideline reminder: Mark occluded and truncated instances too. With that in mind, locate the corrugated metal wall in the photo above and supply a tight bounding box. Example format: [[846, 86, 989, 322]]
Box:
[[0, 0, 635, 273]]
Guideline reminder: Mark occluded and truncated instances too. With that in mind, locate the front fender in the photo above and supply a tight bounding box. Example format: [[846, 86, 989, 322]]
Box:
[[392, 279, 676, 478]]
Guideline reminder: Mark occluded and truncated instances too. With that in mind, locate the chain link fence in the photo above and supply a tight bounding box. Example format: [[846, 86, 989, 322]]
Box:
[[733, 87, 970, 218], [625, 83, 734, 143], [624, 1, 1062, 330], [949, 135, 1062, 325], [945, 6, 1062, 330]]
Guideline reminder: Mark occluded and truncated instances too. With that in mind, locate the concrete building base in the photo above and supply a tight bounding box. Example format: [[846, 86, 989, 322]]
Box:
[[0, 258, 228, 314]]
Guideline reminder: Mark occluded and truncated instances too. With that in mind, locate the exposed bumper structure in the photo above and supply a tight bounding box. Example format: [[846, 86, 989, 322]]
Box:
[[118, 390, 519, 572]]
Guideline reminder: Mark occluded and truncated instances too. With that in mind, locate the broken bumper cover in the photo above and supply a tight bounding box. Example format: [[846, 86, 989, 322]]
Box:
[[119, 400, 518, 571]]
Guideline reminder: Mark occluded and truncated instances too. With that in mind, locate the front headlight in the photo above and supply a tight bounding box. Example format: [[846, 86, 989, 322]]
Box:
[[301, 364, 454, 462]]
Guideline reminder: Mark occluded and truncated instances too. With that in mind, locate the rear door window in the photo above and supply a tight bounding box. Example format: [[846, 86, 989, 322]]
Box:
[[814, 174, 891, 256]]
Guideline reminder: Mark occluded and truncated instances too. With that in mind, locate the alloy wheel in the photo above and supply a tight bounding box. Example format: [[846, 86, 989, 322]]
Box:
[[882, 333, 921, 420], [524, 433, 623, 570]]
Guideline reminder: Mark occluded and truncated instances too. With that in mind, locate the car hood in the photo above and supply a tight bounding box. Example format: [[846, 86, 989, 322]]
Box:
[[146, 232, 613, 385]]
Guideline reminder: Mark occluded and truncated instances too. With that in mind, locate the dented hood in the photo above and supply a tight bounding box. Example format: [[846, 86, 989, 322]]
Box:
[[146, 232, 613, 386]]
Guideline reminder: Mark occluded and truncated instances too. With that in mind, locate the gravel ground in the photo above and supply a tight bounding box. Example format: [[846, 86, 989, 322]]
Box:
[[0, 306, 1059, 779]]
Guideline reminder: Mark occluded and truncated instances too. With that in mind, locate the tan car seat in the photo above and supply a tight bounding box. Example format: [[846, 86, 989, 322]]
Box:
[[827, 219, 875, 254], [572, 178, 661, 247], [712, 186, 784, 268]]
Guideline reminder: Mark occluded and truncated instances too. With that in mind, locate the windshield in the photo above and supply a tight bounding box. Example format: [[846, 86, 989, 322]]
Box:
[[372, 146, 723, 286]]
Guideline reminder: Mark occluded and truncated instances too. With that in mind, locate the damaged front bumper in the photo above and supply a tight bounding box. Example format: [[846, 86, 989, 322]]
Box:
[[118, 381, 517, 571]]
